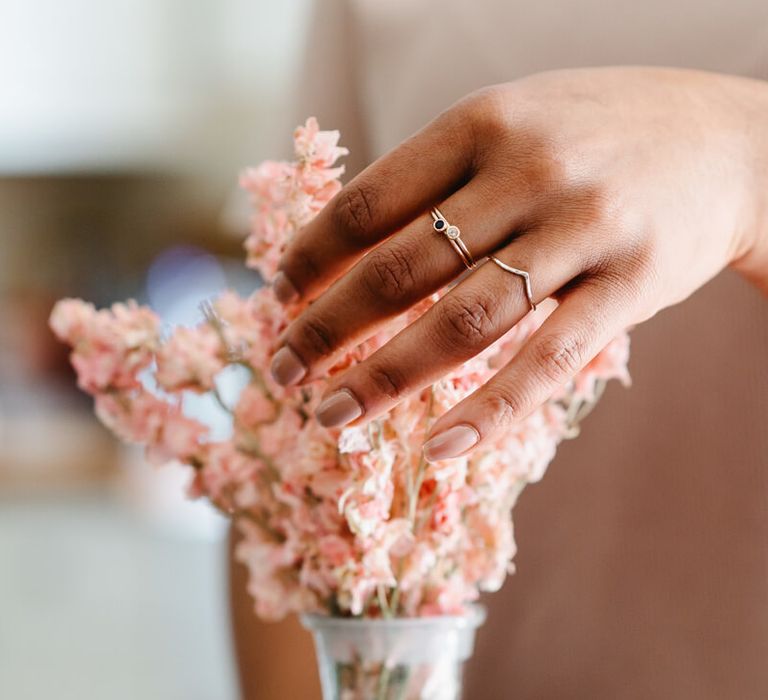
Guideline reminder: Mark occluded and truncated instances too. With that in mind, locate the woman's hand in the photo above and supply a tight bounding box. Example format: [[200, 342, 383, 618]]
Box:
[[269, 67, 768, 461]]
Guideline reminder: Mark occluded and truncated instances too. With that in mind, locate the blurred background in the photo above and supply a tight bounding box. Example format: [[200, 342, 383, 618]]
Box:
[[0, 2, 313, 698]]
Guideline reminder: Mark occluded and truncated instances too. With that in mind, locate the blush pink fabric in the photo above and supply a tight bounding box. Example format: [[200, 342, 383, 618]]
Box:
[[232, 2, 768, 697]]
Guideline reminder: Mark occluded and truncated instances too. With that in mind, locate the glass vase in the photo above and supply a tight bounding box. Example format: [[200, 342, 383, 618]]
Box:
[[300, 606, 486, 700]]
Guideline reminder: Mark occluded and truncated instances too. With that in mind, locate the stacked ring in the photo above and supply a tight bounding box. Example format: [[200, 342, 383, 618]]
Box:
[[430, 205, 537, 313], [430, 207, 476, 270], [489, 256, 537, 312]]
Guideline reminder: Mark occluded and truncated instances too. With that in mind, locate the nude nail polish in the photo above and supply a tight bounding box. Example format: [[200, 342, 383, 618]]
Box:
[[422, 424, 480, 462], [272, 271, 299, 304], [270, 346, 306, 386], [316, 390, 363, 428]]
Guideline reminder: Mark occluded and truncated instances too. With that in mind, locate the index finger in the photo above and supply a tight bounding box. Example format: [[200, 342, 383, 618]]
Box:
[[274, 108, 475, 303]]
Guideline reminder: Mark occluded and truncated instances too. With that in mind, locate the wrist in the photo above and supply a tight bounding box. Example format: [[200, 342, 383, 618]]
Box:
[[732, 76, 768, 294]]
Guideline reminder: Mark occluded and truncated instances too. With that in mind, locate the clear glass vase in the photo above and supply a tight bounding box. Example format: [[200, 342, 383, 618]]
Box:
[[300, 606, 486, 700]]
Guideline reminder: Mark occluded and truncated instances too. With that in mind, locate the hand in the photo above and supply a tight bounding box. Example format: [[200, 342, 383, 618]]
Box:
[[269, 67, 768, 461]]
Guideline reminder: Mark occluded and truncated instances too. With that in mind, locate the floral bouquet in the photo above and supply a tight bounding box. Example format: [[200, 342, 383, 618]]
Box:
[[50, 119, 630, 699]]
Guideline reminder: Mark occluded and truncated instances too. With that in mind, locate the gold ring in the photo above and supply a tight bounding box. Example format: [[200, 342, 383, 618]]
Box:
[[430, 207, 476, 271], [489, 256, 536, 312]]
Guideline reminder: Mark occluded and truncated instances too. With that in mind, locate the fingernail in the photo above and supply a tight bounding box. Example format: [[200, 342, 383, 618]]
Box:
[[270, 346, 307, 386], [316, 389, 363, 428], [272, 271, 298, 304], [423, 424, 480, 462]]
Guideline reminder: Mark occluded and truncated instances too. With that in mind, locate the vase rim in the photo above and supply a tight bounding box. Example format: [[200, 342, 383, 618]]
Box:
[[300, 603, 486, 631]]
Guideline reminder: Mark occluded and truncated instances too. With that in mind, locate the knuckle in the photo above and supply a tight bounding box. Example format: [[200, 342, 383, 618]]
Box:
[[594, 238, 662, 303], [367, 364, 406, 401], [519, 140, 570, 199], [621, 241, 664, 315], [560, 185, 628, 232], [436, 294, 498, 349], [361, 245, 418, 305], [626, 240, 662, 284], [485, 135, 570, 206], [534, 333, 586, 382], [458, 88, 512, 169], [463, 84, 505, 110], [287, 244, 321, 285], [482, 386, 526, 428], [331, 182, 378, 243], [297, 315, 336, 359], [567, 185, 616, 226], [461, 86, 507, 135]]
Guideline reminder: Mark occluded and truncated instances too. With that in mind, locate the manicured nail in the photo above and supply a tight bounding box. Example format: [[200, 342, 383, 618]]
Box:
[[272, 271, 298, 304], [423, 424, 480, 462], [270, 346, 306, 386], [316, 389, 363, 428]]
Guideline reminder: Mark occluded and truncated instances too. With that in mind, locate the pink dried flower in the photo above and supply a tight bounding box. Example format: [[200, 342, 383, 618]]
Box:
[[234, 384, 277, 429], [155, 325, 225, 393], [50, 118, 632, 622], [241, 118, 347, 281], [293, 117, 349, 168], [51, 299, 160, 392]]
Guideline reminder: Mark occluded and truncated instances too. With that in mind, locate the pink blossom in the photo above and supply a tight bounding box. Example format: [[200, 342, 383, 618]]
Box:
[[318, 534, 353, 568], [234, 384, 276, 428], [94, 390, 168, 443], [146, 409, 208, 466], [49, 298, 97, 341], [156, 325, 225, 393], [51, 118, 632, 622], [200, 442, 263, 505], [293, 117, 349, 169], [338, 426, 372, 454], [241, 119, 347, 279], [50, 299, 160, 392]]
